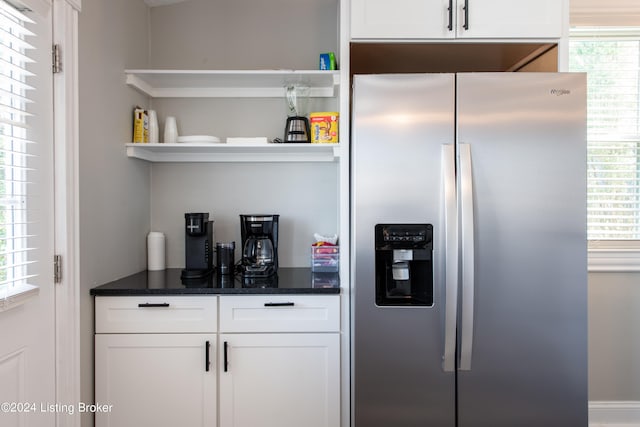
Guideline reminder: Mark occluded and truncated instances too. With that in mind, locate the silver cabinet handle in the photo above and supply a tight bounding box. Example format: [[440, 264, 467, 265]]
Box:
[[458, 143, 475, 371], [442, 144, 458, 373]]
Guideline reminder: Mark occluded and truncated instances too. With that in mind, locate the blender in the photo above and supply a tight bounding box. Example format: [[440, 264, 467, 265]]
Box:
[[283, 84, 310, 143]]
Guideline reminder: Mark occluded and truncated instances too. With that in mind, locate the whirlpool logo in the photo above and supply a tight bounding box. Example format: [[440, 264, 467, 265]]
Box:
[[550, 88, 571, 96]]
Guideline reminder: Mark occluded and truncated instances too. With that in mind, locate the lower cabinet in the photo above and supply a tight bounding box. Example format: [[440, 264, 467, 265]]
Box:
[[95, 333, 217, 427], [219, 333, 340, 427], [94, 294, 340, 427]]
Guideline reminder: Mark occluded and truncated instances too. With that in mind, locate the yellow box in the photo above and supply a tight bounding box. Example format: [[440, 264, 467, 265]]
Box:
[[309, 112, 339, 144], [133, 107, 145, 143]]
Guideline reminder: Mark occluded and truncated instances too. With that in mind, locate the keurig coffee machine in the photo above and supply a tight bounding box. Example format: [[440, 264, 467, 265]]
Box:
[[181, 212, 214, 279], [240, 214, 279, 278]]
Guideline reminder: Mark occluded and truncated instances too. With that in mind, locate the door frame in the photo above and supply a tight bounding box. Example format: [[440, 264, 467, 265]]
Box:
[[53, 1, 81, 426]]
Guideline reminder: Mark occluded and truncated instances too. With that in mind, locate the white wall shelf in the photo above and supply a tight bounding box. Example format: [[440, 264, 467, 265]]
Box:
[[125, 69, 340, 98], [125, 143, 341, 163]]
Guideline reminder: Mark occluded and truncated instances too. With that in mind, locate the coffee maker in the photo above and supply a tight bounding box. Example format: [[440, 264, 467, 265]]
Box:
[[240, 214, 279, 278], [181, 213, 214, 280]]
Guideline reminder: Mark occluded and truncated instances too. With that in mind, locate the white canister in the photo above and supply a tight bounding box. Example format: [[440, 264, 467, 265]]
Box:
[[148, 110, 159, 143], [147, 231, 166, 271], [164, 116, 178, 144]]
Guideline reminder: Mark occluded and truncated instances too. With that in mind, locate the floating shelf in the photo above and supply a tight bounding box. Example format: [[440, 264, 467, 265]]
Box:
[[125, 69, 340, 98], [126, 143, 341, 163]]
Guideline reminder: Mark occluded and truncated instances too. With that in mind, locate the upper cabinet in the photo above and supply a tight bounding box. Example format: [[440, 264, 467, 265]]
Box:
[[351, 0, 564, 40]]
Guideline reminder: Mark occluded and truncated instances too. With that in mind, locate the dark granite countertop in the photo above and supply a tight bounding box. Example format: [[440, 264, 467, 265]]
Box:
[[90, 268, 340, 296]]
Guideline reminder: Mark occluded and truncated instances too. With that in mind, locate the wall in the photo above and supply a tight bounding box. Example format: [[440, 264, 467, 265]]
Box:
[[589, 271, 640, 400], [148, 0, 338, 70], [151, 162, 338, 268], [146, 0, 341, 267], [78, 0, 150, 425]]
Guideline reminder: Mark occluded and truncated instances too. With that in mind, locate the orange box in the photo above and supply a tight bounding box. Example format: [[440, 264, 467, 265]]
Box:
[[309, 112, 339, 144]]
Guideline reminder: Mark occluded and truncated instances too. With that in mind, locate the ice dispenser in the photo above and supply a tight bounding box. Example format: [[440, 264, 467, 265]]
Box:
[[375, 224, 433, 306]]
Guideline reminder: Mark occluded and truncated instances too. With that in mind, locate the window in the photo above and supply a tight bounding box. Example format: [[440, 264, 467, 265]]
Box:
[[0, 1, 37, 299], [569, 28, 640, 241]]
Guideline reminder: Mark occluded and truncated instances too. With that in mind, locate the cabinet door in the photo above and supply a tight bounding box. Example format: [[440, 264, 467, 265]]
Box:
[[351, 0, 455, 39], [458, 0, 563, 39], [95, 334, 216, 427], [219, 333, 340, 427]]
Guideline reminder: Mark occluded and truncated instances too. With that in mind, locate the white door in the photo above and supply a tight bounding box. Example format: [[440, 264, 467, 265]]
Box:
[[95, 334, 217, 427], [351, 0, 455, 39], [457, 0, 563, 38], [0, 2, 55, 427], [219, 333, 340, 427]]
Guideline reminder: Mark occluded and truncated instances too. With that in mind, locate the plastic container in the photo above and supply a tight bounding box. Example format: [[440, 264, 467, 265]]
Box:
[[311, 245, 339, 272]]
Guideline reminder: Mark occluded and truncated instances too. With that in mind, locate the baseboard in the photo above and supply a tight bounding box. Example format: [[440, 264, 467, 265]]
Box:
[[589, 401, 640, 426]]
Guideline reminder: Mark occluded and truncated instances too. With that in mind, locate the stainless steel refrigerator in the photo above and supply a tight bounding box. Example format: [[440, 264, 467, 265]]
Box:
[[351, 73, 587, 427]]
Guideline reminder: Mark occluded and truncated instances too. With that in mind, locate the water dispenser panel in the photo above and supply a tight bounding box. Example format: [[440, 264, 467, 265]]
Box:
[[375, 224, 433, 307]]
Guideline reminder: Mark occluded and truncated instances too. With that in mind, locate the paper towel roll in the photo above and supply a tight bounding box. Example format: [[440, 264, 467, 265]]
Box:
[[147, 231, 166, 271]]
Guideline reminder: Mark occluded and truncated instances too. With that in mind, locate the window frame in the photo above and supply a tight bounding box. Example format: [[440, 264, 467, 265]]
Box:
[[0, 0, 42, 307], [570, 26, 640, 271]]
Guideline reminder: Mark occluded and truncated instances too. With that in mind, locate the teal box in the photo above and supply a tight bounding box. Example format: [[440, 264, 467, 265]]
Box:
[[319, 52, 336, 70]]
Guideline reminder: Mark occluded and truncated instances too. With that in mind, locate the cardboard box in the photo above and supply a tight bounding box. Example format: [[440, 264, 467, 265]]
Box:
[[310, 112, 339, 144]]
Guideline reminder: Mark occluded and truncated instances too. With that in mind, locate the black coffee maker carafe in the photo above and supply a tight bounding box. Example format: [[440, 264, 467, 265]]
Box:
[[240, 214, 279, 278], [181, 213, 214, 280]]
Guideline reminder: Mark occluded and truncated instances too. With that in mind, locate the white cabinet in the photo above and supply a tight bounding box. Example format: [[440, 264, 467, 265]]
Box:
[[94, 294, 340, 427], [218, 295, 340, 333], [218, 295, 340, 427], [95, 334, 217, 427], [95, 295, 218, 333], [219, 333, 340, 427], [351, 0, 564, 40], [94, 296, 218, 427]]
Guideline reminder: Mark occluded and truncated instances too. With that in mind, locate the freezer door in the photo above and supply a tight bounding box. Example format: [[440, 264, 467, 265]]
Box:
[[455, 73, 588, 427], [351, 73, 456, 426]]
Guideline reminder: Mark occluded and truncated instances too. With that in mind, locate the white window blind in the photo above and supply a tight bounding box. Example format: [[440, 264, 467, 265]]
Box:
[[0, 0, 37, 297], [569, 28, 640, 240]]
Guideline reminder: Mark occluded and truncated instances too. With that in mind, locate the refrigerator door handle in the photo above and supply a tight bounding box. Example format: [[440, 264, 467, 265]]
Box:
[[442, 144, 458, 373], [459, 143, 475, 371]]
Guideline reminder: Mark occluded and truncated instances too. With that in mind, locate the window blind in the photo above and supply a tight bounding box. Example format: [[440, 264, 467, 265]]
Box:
[[569, 28, 640, 240], [0, 0, 37, 296]]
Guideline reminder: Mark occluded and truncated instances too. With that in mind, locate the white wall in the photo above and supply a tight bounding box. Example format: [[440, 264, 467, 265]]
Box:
[[589, 271, 640, 401], [78, 0, 150, 425], [152, 162, 339, 268], [147, 0, 339, 70]]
